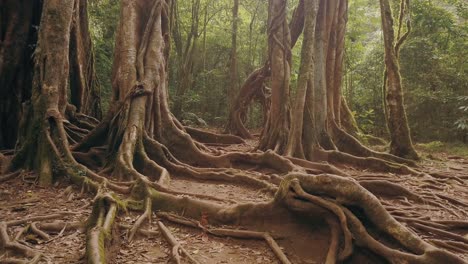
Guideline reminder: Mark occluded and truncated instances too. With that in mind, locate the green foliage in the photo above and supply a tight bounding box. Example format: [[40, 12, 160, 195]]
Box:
[[417, 141, 468, 157], [345, 0, 468, 142], [455, 96, 468, 134], [88, 0, 120, 112]]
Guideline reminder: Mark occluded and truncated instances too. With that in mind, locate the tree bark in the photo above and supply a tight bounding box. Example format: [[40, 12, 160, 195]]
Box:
[[228, 0, 240, 110], [0, 0, 41, 150], [69, 0, 102, 120], [0, 0, 101, 150], [379, 0, 419, 160], [257, 0, 292, 153], [11, 0, 76, 185]]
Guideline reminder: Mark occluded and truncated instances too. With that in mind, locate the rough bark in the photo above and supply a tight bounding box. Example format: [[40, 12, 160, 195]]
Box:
[[0, 0, 101, 151], [10, 0, 76, 186], [379, 0, 419, 160], [257, 0, 292, 152], [285, 0, 319, 159], [0, 0, 41, 150]]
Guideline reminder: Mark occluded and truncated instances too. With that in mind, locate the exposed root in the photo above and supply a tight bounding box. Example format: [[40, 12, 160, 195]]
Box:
[[0, 171, 21, 183], [30, 222, 50, 241], [332, 122, 417, 166], [316, 149, 420, 175], [6, 213, 75, 227], [128, 197, 152, 242], [156, 212, 291, 264], [281, 174, 465, 264], [358, 180, 424, 202], [86, 195, 117, 264], [157, 221, 199, 264], [0, 222, 42, 262], [185, 126, 245, 145]]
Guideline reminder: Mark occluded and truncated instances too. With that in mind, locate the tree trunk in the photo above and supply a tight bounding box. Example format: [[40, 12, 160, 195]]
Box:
[[11, 0, 76, 185], [172, 0, 200, 118], [258, 0, 292, 153], [69, 0, 102, 120], [224, 0, 304, 139], [0, 0, 101, 150], [379, 0, 419, 160], [228, 0, 240, 110], [0, 0, 41, 150]]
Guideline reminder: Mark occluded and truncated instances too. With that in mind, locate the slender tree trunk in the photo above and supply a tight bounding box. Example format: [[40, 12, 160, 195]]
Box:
[[228, 0, 240, 110], [172, 0, 200, 118], [285, 0, 319, 158], [69, 0, 102, 120], [379, 0, 418, 160], [225, 0, 304, 139]]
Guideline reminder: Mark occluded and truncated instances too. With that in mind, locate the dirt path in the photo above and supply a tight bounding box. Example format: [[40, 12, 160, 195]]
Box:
[[1, 145, 467, 263]]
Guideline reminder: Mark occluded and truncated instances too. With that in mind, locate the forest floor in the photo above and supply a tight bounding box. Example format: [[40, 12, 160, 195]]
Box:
[[1, 136, 467, 263]]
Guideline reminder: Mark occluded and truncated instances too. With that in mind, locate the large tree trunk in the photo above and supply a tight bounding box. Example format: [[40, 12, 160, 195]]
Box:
[[10, 0, 76, 185], [0, 0, 101, 151], [0, 0, 41, 150], [257, 0, 292, 153], [379, 0, 419, 160]]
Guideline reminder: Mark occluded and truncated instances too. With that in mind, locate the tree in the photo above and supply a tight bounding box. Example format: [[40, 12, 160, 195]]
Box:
[[1, 0, 465, 263], [0, 0, 101, 150], [380, 0, 419, 160], [224, 0, 304, 139], [0, 0, 40, 150], [228, 0, 240, 109], [171, 0, 201, 118], [257, 0, 292, 152]]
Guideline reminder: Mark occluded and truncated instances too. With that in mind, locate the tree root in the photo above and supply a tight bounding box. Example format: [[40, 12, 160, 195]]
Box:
[[6, 212, 75, 227], [358, 180, 424, 202], [316, 149, 420, 175], [157, 220, 199, 264], [30, 222, 50, 241], [185, 126, 245, 145], [128, 197, 152, 242], [156, 212, 291, 264], [332, 123, 418, 165], [86, 195, 117, 264], [0, 171, 21, 183], [0, 222, 42, 262]]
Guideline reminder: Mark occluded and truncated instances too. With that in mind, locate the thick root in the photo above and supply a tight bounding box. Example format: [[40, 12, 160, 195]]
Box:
[[86, 195, 117, 264]]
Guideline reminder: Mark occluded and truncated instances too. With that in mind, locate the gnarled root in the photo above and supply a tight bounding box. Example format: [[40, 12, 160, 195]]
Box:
[[0, 222, 42, 263], [86, 194, 117, 264], [280, 173, 466, 264]]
